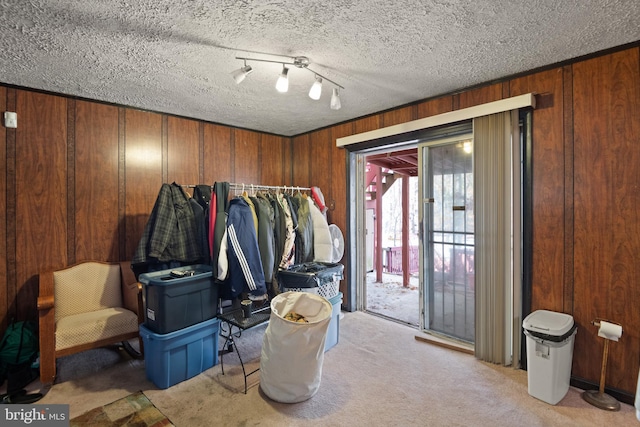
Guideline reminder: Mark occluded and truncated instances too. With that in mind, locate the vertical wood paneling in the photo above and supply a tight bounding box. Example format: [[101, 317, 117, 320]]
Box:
[[161, 117, 168, 183], [382, 105, 414, 126], [310, 128, 332, 193], [203, 124, 232, 184], [562, 65, 575, 316], [4, 89, 16, 327], [416, 97, 453, 119], [458, 83, 504, 109], [15, 91, 67, 321], [510, 68, 566, 313], [354, 114, 382, 134], [292, 134, 311, 187], [0, 86, 6, 328], [124, 109, 163, 261], [329, 123, 352, 232], [167, 116, 200, 187], [66, 100, 76, 265], [118, 108, 127, 259], [572, 49, 640, 392], [233, 129, 260, 185], [75, 101, 120, 262], [283, 137, 293, 185], [260, 134, 286, 185], [330, 122, 354, 297]]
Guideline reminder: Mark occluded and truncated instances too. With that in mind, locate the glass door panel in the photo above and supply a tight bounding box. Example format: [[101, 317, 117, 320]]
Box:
[[419, 137, 475, 343]]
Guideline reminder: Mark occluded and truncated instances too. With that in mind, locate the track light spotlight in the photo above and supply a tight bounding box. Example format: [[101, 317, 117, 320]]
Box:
[[275, 65, 289, 93], [330, 88, 341, 110], [231, 61, 253, 84], [309, 76, 322, 100]]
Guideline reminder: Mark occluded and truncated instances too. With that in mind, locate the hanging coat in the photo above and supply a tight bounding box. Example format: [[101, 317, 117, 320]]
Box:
[[294, 192, 314, 263], [223, 197, 267, 299], [132, 182, 204, 272], [309, 198, 333, 262], [277, 193, 296, 269], [209, 182, 230, 278], [251, 194, 276, 284]]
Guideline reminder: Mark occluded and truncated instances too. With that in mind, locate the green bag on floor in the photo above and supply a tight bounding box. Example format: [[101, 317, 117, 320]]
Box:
[[0, 320, 39, 389]]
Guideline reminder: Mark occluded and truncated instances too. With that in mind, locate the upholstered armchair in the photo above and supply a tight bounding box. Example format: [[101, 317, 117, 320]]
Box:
[[37, 261, 144, 385]]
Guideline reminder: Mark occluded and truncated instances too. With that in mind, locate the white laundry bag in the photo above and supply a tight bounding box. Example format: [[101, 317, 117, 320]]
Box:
[[260, 291, 333, 403]]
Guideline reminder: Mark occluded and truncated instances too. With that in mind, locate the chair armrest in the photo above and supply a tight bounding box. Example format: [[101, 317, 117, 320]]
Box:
[[38, 271, 55, 311], [37, 295, 55, 310], [120, 261, 143, 322]]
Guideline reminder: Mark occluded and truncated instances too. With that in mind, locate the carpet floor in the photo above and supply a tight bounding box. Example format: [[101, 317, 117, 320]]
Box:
[[11, 311, 639, 426]]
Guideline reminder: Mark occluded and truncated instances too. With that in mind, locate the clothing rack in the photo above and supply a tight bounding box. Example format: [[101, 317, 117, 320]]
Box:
[[181, 182, 311, 193]]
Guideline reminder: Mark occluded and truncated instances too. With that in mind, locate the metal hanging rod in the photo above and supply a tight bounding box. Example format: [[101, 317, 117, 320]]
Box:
[[181, 183, 311, 192]]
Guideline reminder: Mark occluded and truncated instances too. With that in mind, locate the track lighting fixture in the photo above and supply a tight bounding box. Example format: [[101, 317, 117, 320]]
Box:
[[231, 53, 344, 110], [309, 76, 322, 100], [275, 65, 289, 93], [231, 60, 253, 84], [330, 88, 341, 110]]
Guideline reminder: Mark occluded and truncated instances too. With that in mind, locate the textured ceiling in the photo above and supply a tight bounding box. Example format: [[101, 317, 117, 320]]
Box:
[[1, 1, 639, 136]]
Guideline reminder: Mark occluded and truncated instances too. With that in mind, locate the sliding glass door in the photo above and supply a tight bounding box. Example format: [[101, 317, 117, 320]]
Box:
[[419, 135, 475, 343]]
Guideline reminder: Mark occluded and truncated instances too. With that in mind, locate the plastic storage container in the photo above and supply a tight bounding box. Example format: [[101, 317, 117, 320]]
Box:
[[324, 292, 342, 352], [139, 264, 218, 334], [140, 317, 219, 389], [278, 262, 343, 299], [522, 310, 577, 405]]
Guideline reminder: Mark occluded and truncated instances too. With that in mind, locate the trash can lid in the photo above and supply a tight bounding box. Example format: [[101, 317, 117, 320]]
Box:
[[522, 309, 574, 337]]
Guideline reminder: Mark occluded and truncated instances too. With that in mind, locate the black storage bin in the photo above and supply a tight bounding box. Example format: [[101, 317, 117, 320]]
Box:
[[278, 262, 343, 299], [139, 264, 218, 334]]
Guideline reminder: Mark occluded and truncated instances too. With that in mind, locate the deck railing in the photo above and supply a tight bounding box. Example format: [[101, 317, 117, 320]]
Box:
[[383, 246, 419, 274]]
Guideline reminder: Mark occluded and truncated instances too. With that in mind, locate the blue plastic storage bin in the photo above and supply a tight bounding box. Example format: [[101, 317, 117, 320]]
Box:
[[325, 292, 343, 352], [139, 264, 218, 334], [140, 317, 219, 389]]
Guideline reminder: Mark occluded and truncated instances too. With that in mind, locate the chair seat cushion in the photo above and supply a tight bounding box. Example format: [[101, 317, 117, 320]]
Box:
[[55, 307, 139, 351]]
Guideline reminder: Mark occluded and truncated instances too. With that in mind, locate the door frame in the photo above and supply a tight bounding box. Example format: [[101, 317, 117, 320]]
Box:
[[346, 123, 473, 314]]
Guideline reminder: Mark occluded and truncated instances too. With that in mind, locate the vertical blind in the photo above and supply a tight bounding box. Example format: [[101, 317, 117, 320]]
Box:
[[473, 110, 522, 366]]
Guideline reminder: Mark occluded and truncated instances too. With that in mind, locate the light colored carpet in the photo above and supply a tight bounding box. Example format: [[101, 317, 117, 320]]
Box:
[[32, 311, 637, 426]]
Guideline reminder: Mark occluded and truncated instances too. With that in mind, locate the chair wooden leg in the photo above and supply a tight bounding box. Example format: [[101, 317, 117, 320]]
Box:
[[39, 352, 56, 385], [138, 335, 144, 357]]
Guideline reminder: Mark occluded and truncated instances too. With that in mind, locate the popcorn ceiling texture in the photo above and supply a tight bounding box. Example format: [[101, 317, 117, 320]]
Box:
[[0, 0, 638, 136]]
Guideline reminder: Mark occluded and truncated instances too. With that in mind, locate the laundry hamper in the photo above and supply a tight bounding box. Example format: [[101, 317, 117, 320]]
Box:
[[259, 291, 333, 403]]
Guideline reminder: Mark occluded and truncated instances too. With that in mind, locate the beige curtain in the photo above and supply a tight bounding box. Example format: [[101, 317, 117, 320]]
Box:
[[473, 111, 522, 366]]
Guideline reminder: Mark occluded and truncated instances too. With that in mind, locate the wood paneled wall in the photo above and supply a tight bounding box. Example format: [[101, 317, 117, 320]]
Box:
[[571, 49, 640, 394], [2, 44, 639, 397], [296, 46, 640, 397], [0, 92, 288, 329]]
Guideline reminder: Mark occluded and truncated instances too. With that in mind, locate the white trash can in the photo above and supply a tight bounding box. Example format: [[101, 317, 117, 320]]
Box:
[[522, 310, 577, 405]]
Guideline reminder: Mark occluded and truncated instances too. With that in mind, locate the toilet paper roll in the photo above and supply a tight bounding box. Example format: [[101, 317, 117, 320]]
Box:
[[597, 320, 623, 342]]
